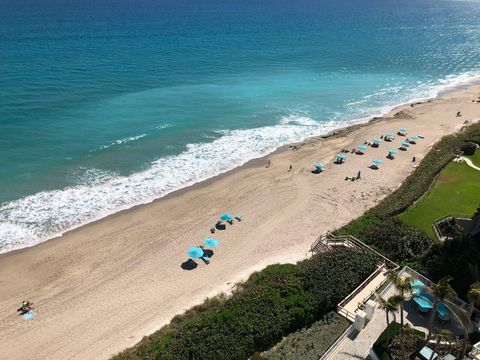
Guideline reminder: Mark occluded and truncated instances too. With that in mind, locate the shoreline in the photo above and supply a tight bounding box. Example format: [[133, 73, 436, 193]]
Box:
[[0, 84, 479, 360], [3, 75, 480, 256]]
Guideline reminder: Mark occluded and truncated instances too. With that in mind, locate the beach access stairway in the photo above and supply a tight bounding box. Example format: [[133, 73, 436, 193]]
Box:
[[310, 232, 399, 322]]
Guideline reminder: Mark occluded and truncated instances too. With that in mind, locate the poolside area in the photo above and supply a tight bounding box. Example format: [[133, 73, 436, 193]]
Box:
[[317, 234, 480, 360]]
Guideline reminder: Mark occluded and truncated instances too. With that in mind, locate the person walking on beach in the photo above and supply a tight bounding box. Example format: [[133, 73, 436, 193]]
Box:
[[288, 164, 292, 172], [266, 159, 270, 168], [357, 170, 361, 180]]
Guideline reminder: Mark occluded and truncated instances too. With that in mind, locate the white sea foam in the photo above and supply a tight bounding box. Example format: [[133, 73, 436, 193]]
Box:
[[1, 72, 480, 253], [0, 115, 338, 253], [97, 134, 147, 151]]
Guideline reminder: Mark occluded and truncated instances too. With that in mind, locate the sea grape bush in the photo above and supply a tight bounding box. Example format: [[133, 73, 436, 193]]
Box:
[[260, 312, 349, 360], [112, 248, 377, 360]]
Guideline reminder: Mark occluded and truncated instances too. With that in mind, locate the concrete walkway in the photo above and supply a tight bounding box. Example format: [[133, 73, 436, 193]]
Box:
[[456, 156, 480, 171]]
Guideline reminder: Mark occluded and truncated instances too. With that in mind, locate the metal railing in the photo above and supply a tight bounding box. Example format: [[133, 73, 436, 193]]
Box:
[[432, 213, 473, 241], [318, 324, 355, 360]]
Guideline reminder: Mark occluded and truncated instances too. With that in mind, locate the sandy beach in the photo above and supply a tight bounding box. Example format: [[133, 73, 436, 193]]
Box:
[[1, 85, 479, 360]]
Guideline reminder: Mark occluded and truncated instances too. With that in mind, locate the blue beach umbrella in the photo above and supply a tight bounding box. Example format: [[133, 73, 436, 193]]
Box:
[[187, 247, 204, 259], [23, 311, 37, 321], [401, 141, 410, 147], [373, 159, 383, 164], [314, 162, 324, 169], [220, 213, 233, 221], [373, 138, 382, 143], [410, 135, 419, 140], [358, 145, 367, 151], [388, 149, 398, 154], [399, 127, 408, 132], [336, 154, 346, 159], [204, 238, 219, 247]]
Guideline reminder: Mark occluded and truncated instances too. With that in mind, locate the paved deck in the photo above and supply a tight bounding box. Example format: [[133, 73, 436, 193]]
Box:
[[342, 268, 389, 315]]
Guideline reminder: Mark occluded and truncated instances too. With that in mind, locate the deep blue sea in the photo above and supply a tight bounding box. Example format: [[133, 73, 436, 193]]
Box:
[[1, 0, 480, 252]]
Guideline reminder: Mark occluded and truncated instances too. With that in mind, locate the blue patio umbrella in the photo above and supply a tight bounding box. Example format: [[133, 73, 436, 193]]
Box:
[[373, 138, 382, 143], [401, 141, 410, 147], [410, 279, 425, 293], [373, 159, 383, 164], [203, 238, 219, 247], [386, 133, 395, 137], [187, 247, 204, 259], [358, 145, 367, 151], [388, 149, 398, 154], [314, 162, 324, 169], [220, 213, 233, 221], [336, 154, 346, 159], [400, 127, 408, 132], [410, 135, 419, 140]]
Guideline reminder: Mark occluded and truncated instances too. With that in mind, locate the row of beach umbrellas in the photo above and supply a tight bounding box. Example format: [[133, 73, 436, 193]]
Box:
[[187, 238, 219, 259], [186, 213, 233, 259], [315, 127, 420, 170]]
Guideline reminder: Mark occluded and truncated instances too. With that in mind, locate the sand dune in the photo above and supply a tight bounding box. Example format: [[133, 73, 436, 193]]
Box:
[[0, 85, 479, 360]]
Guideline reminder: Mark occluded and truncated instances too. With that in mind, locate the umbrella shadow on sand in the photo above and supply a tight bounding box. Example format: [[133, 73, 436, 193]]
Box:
[[181, 259, 198, 271]]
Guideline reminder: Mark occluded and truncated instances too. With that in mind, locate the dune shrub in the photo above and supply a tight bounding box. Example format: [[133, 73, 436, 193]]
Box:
[[112, 248, 377, 360], [261, 312, 349, 360], [461, 141, 477, 156]]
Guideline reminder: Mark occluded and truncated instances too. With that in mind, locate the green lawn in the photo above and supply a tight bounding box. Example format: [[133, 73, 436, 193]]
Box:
[[398, 159, 480, 237]]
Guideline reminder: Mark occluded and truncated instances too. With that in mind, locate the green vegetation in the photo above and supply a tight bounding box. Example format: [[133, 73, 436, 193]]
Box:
[[422, 234, 480, 299], [372, 322, 425, 360], [112, 249, 378, 360], [373, 322, 402, 360], [260, 312, 349, 360], [337, 216, 430, 262], [398, 160, 480, 237]]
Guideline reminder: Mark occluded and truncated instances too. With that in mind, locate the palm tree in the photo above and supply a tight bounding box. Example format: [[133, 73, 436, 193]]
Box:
[[467, 281, 480, 319], [425, 276, 457, 340], [388, 272, 413, 326], [377, 293, 402, 325], [417, 276, 457, 356], [419, 277, 475, 358], [388, 272, 414, 360]]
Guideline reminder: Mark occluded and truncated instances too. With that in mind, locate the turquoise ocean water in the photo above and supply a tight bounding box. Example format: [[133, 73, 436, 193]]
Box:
[[1, 0, 480, 252]]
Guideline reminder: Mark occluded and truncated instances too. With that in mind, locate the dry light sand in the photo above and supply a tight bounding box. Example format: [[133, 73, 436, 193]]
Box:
[[1, 85, 480, 360]]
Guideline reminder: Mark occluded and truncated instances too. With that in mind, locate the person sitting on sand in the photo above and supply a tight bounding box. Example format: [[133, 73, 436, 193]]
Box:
[[457, 111, 462, 117], [17, 300, 33, 315]]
